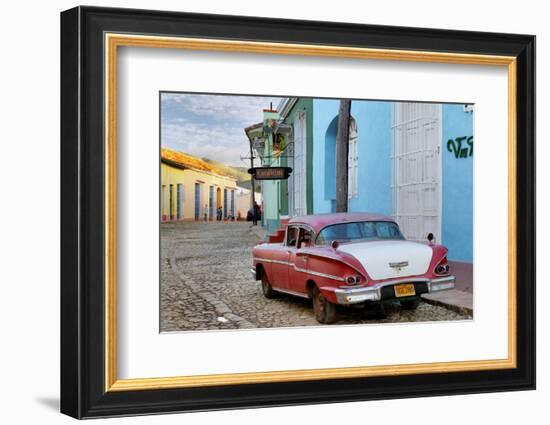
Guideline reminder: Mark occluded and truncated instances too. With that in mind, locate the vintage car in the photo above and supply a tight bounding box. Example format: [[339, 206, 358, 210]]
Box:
[[251, 212, 455, 324]]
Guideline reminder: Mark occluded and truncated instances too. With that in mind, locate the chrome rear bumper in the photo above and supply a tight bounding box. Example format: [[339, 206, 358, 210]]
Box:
[[333, 275, 455, 305]]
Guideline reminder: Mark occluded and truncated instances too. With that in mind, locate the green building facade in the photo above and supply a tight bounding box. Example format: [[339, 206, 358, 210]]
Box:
[[244, 98, 314, 234]]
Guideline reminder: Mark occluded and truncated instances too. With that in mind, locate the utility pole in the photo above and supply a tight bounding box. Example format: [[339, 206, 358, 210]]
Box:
[[249, 137, 257, 226], [335, 99, 351, 212]]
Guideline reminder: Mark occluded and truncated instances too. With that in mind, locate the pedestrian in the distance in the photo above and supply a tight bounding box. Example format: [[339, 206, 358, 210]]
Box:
[[254, 202, 262, 222], [203, 204, 208, 222]]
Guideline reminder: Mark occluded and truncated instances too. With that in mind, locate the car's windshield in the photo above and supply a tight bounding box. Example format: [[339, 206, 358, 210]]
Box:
[[316, 221, 405, 246]]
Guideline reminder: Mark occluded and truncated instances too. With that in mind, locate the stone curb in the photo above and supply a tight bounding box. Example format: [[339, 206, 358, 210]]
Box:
[[421, 293, 473, 316]]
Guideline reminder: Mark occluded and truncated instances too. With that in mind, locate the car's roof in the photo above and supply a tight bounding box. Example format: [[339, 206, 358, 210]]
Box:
[[288, 212, 396, 233]]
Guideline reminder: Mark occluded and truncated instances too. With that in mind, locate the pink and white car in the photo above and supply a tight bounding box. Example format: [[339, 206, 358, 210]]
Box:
[[251, 212, 455, 323]]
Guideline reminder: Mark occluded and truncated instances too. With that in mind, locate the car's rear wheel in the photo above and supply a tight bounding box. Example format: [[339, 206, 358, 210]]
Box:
[[400, 298, 420, 310], [312, 286, 337, 324], [261, 271, 277, 299]]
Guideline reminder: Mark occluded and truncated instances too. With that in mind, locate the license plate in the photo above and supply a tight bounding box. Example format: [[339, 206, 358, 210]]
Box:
[[394, 283, 416, 297]]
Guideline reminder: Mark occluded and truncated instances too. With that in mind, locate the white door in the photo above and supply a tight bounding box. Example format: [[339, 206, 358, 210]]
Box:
[[291, 111, 307, 216], [392, 103, 441, 242]]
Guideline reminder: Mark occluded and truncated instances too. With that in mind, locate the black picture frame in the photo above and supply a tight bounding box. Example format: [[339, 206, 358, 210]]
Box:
[[61, 5, 535, 419]]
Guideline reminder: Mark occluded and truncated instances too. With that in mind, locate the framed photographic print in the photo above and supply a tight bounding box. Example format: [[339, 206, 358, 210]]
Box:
[[60, 6, 535, 419]]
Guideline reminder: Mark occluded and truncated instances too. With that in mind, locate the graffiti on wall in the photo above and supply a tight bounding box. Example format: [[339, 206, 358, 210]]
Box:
[[447, 136, 473, 159]]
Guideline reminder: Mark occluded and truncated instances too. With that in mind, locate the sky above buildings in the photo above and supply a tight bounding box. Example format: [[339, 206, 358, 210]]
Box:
[[161, 92, 283, 167]]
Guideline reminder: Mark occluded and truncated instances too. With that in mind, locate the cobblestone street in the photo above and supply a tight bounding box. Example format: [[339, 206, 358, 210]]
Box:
[[160, 221, 471, 332]]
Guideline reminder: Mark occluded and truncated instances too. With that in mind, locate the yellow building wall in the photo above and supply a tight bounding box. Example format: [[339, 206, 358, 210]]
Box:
[[160, 163, 237, 221]]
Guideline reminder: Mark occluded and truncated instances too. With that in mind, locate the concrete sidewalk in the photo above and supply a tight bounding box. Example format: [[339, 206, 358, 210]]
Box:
[[422, 290, 473, 316]]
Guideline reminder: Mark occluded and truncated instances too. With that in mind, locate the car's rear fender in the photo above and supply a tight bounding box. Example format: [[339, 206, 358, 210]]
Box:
[[299, 247, 370, 281], [302, 257, 367, 305]]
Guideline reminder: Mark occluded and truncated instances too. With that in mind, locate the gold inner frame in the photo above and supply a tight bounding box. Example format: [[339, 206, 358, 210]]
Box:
[[104, 33, 517, 392]]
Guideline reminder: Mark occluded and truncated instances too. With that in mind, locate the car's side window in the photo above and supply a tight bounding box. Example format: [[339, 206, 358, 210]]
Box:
[[298, 228, 313, 249], [286, 226, 298, 247]]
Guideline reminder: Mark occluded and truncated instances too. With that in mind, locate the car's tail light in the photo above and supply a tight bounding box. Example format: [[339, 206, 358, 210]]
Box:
[[346, 275, 362, 285], [434, 256, 450, 275]]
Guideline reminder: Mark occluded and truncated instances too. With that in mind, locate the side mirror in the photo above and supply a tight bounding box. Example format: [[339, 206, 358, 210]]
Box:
[[331, 240, 340, 250], [427, 233, 435, 244]]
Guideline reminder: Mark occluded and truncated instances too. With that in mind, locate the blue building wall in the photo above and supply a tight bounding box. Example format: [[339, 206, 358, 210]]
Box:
[[312, 99, 392, 215], [348, 101, 392, 216], [312, 99, 339, 213], [311, 100, 472, 263], [442, 104, 473, 262]]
